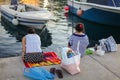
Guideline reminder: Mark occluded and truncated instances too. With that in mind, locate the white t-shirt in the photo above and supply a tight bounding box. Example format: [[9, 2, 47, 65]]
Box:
[[25, 34, 42, 53]]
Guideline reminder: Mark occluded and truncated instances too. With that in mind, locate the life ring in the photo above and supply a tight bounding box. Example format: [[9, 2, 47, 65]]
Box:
[[12, 18, 19, 26], [77, 9, 84, 16]]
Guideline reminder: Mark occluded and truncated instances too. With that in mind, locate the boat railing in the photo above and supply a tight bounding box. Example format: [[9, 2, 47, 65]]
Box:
[[111, 0, 120, 7], [112, 0, 116, 7], [80, 0, 87, 2]]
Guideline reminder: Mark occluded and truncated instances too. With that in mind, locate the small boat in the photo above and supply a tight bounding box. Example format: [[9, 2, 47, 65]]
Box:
[[67, 0, 120, 26], [0, 4, 52, 29]]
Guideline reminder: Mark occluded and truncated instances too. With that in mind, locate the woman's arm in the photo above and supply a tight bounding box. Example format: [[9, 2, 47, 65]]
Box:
[[22, 36, 26, 59]]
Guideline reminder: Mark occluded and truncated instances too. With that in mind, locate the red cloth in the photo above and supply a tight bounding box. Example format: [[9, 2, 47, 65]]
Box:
[[23, 60, 31, 68], [23, 52, 61, 68]]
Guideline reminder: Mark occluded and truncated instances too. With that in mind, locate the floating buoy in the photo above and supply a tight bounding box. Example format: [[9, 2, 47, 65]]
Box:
[[64, 6, 69, 13], [77, 9, 83, 16], [12, 18, 19, 26], [64, 13, 69, 17]]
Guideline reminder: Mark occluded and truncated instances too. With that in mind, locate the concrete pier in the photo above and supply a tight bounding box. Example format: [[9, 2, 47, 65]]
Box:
[[0, 45, 120, 80]]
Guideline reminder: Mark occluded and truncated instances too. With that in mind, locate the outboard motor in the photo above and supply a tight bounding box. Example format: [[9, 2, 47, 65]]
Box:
[[11, 0, 18, 5]]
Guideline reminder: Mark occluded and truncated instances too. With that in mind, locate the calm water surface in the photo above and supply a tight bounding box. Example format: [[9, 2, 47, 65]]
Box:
[[0, 0, 120, 58]]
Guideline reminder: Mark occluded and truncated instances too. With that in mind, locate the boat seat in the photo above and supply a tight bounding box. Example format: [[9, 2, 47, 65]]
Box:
[[17, 4, 26, 12]]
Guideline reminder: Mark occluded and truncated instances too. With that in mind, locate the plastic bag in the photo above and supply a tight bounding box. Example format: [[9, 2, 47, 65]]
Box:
[[61, 47, 81, 75], [95, 46, 105, 56], [99, 36, 117, 52], [24, 67, 55, 80], [85, 48, 94, 55]]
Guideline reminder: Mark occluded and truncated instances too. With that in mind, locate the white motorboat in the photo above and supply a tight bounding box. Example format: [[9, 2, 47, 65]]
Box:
[[0, 4, 52, 29]]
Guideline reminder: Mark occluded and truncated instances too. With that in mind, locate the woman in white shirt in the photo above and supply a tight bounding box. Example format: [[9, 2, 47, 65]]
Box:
[[22, 27, 42, 60]]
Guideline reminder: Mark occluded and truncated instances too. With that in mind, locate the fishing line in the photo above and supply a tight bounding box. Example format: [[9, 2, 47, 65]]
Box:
[[39, 25, 46, 35], [71, 0, 74, 33]]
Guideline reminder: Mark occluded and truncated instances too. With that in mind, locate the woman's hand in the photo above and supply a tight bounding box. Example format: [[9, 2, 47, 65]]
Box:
[[22, 36, 26, 60]]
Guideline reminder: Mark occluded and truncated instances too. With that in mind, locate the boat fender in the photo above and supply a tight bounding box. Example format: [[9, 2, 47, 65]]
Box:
[[12, 18, 19, 26], [77, 9, 84, 16], [64, 6, 69, 13]]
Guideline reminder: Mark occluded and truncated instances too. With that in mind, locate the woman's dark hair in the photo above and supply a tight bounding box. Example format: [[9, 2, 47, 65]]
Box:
[[27, 27, 36, 34], [75, 23, 84, 32]]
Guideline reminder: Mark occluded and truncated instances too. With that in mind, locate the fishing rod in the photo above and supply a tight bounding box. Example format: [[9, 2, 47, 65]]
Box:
[[71, 0, 74, 33]]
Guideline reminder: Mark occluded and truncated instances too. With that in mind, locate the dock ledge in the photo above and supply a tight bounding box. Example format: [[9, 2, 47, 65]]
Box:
[[0, 44, 120, 80]]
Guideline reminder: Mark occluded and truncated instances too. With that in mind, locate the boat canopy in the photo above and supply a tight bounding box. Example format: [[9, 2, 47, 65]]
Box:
[[87, 0, 120, 7]]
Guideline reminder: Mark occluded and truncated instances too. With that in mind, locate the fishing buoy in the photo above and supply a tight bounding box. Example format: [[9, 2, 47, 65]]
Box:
[[77, 9, 83, 16], [64, 13, 69, 17], [12, 18, 19, 26], [64, 6, 69, 13]]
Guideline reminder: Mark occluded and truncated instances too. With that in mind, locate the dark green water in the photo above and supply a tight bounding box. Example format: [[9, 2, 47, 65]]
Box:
[[0, 0, 120, 58]]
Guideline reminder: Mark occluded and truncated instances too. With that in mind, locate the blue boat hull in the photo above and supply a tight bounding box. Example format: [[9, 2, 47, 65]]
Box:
[[69, 5, 120, 26]]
